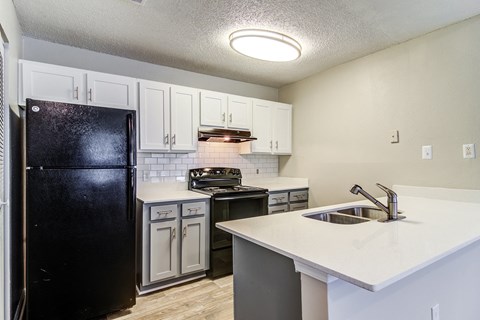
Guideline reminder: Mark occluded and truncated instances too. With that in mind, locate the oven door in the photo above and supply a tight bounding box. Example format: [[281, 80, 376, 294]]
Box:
[[211, 193, 268, 250]]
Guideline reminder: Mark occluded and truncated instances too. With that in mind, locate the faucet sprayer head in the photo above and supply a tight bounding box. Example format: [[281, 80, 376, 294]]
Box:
[[350, 184, 362, 195]]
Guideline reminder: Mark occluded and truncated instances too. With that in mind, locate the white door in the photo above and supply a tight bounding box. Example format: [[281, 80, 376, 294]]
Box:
[[251, 100, 273, 153], [227, 95, 252, 130], [86, 71, 136, 110], [181, 217, 206, 274], [138, 80, 170, 151], [170, 85, 199, 152], [273, 103, 292, 154], [200, 90, 227, 127], [150, 220, 178, 282], [20, 60, 85, 105]]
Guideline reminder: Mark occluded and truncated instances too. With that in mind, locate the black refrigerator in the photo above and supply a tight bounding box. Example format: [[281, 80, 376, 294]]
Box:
[[25, 99, 137, 320]]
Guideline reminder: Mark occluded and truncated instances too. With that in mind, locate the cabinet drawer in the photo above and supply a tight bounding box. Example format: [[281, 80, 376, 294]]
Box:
[[268, 192, 288, 205], [268, 204, 289, 214], [289, 202, 308, 211], [182, 202, 206, 217], [150, 204, 178, 221], [290, 190, 308, 202]]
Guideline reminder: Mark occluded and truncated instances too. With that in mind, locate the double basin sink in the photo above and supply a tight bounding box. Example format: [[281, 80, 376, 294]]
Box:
[[304, 206, 394, 224]]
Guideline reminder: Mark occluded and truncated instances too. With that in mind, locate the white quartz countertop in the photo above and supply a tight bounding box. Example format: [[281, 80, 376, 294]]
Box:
[[242, 177, 308, 192], [137, 182, 210, 203], [217, 189, 480, 292]]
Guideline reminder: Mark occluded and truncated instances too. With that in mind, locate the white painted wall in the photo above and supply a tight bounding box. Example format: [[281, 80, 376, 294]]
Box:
[[0, 0, 23, 318], [22, 37, 278, 101], [279, 15, 480, 207]]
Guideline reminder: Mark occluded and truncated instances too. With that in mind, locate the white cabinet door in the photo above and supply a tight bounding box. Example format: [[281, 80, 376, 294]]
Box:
[[150, 220, 178, 282], [87, 72, 136, 110], [20, 60, 85, 105], [138, 80, 170, 151], [251, 100, 273, 153], [227, 95, 252, 130], [200, 90, 227, 127], [170, 85, 199, 152], [273, 103, 292, 154], [181, 217, 206, 274]]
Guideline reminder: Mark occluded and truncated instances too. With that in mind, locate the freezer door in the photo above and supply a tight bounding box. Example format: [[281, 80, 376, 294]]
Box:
[[26, 168, 136, 320], [26, 99, 136, 167]]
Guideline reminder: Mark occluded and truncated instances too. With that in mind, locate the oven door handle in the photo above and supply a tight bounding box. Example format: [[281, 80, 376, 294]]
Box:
[[214, 193, 268, 201]]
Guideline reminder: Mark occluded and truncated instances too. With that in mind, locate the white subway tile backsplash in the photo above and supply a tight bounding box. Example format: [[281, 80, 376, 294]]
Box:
[[137, 142, 278, 182]]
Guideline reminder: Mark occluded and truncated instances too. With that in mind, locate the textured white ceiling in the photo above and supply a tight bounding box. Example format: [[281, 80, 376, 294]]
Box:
[[12, 0, 480, 88]]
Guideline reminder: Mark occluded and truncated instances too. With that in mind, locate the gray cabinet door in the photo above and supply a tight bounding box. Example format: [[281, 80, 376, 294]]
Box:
[[181, 217, 206, 274], [150, 220, 178, 282]]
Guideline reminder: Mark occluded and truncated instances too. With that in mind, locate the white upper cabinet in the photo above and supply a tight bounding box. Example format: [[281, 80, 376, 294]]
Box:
[[200, 90, 252, 130], [138, 80, 199, 153], [170, 85, 199, 152], [227, 95, 252, 130], [19, 60, 137, 110], [86, 71, 136, 110], [273, 103, 293, 154], [200, 90, 227, 127], [240, 99, 292, 155], [19, 61, 85, 105], [138, 80, 170, 151]]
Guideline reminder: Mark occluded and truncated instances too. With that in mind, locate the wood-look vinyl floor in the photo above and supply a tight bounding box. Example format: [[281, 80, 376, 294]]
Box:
[[107, 276, 233, 320]]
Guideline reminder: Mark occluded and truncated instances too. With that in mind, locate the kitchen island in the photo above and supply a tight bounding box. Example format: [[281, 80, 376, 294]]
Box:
[[217, 185, 480, 320]]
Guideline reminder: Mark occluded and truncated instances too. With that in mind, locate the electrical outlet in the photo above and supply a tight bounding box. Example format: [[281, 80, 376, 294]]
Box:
[[422, 145, 433, 160], [431, 304, 440, 320], [390, 130, 399, 143], [463, 144, 476, 159]]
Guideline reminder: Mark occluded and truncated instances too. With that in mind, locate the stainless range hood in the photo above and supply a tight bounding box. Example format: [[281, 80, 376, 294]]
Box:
[[198, 127, 257, 143]]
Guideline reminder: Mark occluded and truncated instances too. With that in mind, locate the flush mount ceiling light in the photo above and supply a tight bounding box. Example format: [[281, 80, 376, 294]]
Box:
[[229, 29, 302, 62]]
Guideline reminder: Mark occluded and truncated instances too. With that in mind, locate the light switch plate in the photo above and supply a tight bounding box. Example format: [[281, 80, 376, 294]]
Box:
[[422, 145, 432, 160], [463, 144, 476, 159], [390, 130, 399, 143]]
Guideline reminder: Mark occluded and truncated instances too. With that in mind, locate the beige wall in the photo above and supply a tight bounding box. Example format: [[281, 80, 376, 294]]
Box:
[[279, 15, 480, 207]]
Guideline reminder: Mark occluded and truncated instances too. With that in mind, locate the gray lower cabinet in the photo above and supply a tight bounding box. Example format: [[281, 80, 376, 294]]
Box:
[[268, 188, 309, 214], [150, 220, 178, 282], [181, 217, 206, 274], [137, 198, 210, 294]]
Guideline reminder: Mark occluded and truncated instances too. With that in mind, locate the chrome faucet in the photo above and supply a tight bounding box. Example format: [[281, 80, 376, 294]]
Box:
[[350, 183, 405, 222]]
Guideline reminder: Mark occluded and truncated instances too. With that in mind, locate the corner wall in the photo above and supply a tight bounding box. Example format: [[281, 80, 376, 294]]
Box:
[[279, 15, 480, 206]]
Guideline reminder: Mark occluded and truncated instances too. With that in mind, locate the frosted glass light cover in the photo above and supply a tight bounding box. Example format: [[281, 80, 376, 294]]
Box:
[[229, 29, 302, 62]]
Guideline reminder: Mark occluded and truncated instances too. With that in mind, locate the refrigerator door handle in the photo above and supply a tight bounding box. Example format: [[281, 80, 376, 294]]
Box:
[[127, 113, 136, 166], [127, 168, 136, 221]]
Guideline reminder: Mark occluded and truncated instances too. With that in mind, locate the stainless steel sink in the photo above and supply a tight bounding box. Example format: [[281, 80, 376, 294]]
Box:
[[303, 205, 404, 225], [304, 212, 370, 224], [337, 206, 386, 220]]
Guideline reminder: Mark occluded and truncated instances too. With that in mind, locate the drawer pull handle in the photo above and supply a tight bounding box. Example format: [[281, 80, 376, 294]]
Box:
[[187, 207, 201, 213], [157, 210, 172, 215], [272, 197, 285, 201]]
